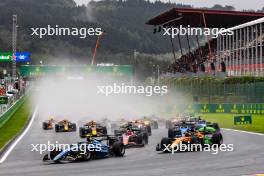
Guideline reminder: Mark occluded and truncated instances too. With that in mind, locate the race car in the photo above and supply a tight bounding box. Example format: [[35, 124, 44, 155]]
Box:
[[168, 124, 190, 138], [133, 120, 152, 136], [197, 125, 222, 145], [42, 118, 56, 130], [165, 117, 187, 128], [140, 116, 159, 129], [55, 119, 77, 132], [114, 122, 148, 147], [167, 116, 219, 137], [43, 136, 125, 163], [156, 125, 223, 152], [79, 121, 107, 138]]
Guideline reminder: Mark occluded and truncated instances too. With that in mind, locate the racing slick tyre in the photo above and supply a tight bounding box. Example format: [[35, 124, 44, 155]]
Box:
[[212, 123, 220, 131], [168, 128, 175, 138], [79, 127, 87, 138], [211, 133, 223, 146], [143, 133, 149, 144], [160, 137, 170, 152], [137, 134, 143, 145], [72, 123, 77, 132], [55, 124, 60, 132], [112, 141, 125, 156], [146, 125, 152, 136], [42, 122, 48, 130], [153, 121, 158, 129], [102, 126, 107, 135]]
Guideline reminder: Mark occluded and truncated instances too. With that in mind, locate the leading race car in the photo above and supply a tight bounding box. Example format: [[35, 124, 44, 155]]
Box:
[[55, 119, 77, 132], [43, 136, 125, 163], [79, 121, 107, 138]]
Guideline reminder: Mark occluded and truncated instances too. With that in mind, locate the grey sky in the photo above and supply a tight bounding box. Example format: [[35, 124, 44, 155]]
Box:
[[74, 0, 264, 11]]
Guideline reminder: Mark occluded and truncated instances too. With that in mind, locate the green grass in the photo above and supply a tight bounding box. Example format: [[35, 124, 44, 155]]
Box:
[[0, 97, 32, 149], [199, 113, 264, 133]]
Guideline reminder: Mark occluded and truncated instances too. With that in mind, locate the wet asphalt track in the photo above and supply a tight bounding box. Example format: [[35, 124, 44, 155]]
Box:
[[0, 110, 264, 176]]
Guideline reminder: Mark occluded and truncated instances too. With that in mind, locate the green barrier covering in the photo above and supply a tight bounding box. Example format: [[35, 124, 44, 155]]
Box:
[[234, 116, 252, 125], [0, 96, 26, 128], [163, 103, 264, 115], [0, 96, 8, 104], [186, 103, 264, 115], [19, 65, 134, 78]]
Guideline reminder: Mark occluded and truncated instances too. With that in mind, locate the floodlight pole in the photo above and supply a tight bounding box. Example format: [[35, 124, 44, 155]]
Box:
[[91, 32, 104, 65], [12, 14, 17, 80]]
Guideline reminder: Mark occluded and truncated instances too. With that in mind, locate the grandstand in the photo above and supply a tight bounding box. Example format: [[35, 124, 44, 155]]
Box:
[[146, 8, 264, 77], [217, 17, 264, 77]]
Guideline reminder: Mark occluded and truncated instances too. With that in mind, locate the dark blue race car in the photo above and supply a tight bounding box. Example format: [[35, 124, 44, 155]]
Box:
[[43, 136, 125, 163]]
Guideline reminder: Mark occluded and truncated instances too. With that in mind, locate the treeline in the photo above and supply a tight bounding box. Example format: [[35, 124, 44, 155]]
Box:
[[0, 0, 248, 57], [0, 0, 263, 79]]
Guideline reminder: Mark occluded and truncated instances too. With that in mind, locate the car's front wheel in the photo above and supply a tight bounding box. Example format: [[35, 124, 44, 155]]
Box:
[[112, 141, 125, 156]]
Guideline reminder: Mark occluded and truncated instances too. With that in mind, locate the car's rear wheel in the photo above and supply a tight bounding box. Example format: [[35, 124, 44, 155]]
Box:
[[42, 122, 48, 130], [102, 126, 107, 135], [72, 123, 77, 132], [79, 127, 85, 138], [160, 137, 170, 152], [144, 133, 148, 144], [211, 133, 223, 146], [146, 125, 152, 136], [137, 134, 143, 144], [55, 124, 60, 132], [212, 123, 220, 131]]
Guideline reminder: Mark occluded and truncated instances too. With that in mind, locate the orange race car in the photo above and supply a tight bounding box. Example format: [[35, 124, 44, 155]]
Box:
[[156, 130, 204, 152], [157, 125, 223, 153]]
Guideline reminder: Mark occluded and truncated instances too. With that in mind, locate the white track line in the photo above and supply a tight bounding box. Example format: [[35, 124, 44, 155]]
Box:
[[222, 128, 264, 136], [0, 105, 39, 164]]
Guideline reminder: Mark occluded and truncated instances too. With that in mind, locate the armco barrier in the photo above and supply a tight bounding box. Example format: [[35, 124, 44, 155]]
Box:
[[0, 95, 26, 129]]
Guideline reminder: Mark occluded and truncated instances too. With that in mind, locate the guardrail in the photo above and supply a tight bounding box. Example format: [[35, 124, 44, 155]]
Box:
[[0, 91, 28, 129]]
